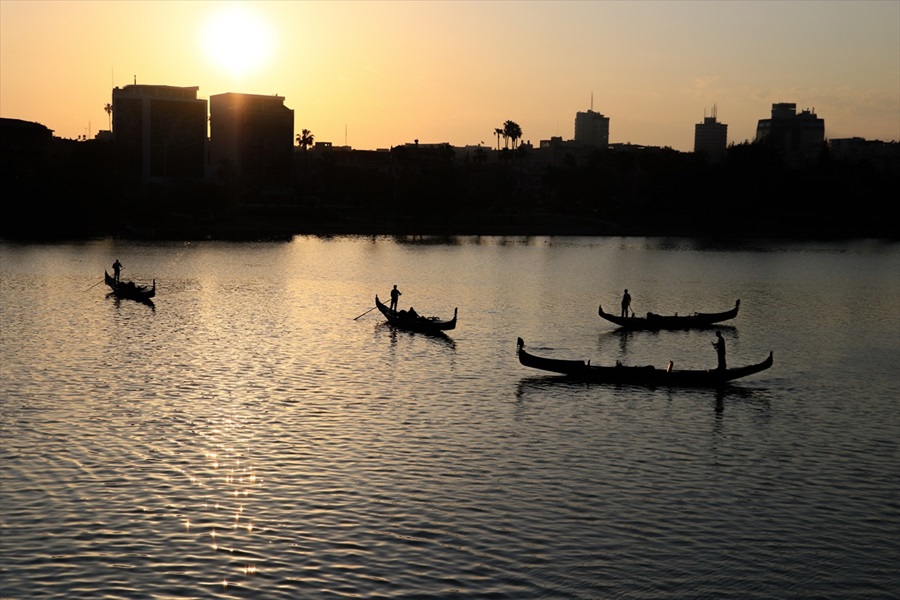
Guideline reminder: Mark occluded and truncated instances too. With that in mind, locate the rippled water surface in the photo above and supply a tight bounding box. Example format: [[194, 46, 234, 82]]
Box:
[[2, 236, 899, 599]]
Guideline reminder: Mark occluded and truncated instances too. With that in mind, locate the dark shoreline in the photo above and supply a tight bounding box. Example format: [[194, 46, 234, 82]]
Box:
[[3, 214, 896, 244]]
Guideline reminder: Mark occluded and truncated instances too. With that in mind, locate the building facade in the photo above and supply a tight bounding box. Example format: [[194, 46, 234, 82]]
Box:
[[209, 93, 294, 189], [574, 110, 610, 148], [694, 113, 728, 161], [112, 84, 208, 181], [755, 102, 825, 165]]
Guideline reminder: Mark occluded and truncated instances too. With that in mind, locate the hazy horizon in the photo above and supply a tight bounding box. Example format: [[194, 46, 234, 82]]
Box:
[[1, 1, 898, 151]]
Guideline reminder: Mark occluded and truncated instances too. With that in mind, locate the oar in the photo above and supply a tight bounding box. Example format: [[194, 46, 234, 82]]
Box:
[[353, 306, 378, 320], [85, 279, 105, 291]]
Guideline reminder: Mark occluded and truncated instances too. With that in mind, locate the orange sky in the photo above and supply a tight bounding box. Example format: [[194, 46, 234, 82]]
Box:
[[1, 0, 898, 150]]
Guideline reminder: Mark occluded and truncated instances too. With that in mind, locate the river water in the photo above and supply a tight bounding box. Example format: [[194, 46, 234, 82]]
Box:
[[1, 236, 898, 599]]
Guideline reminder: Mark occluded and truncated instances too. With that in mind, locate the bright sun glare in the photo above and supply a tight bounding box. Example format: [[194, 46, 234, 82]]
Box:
[[201, 6, 273, 78]]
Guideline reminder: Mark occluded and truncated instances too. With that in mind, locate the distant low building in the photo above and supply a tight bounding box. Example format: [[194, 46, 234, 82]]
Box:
[[756, 102, 824, 166], [829, 137, 900, 173], [112, 84, 208, 182], [209, 92, 294, 189], [0, 117, 53, 184]]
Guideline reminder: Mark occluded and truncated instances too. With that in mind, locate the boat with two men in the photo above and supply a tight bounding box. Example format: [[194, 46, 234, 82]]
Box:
[[105, 271, 156, 303], [374, 295, 457, 335]]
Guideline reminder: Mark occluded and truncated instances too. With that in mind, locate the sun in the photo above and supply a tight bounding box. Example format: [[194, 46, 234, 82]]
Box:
[[201, 6, 273, 78]]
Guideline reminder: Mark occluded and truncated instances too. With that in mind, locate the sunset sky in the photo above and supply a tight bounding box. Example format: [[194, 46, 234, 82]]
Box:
[[1, 0, 898, 151]]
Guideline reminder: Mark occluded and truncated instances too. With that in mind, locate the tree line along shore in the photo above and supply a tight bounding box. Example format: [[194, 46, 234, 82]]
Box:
[[2, 138, 897, 242]]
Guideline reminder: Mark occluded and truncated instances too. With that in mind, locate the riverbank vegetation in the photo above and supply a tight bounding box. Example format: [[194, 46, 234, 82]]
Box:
[[2, 136, 896, 241]]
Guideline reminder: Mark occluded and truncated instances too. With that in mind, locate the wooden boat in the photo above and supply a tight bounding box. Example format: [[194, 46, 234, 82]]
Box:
[[374, 295, 457, 334], [598, 299, 740, 330], [105, 271, 155, 302], [516, 337, 772, 387]]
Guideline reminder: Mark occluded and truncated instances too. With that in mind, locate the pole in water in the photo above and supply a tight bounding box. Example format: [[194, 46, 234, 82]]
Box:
[[354, 306, 378, 320]]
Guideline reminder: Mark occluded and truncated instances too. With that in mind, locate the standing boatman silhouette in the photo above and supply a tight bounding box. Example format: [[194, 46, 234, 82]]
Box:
[[712, 331, 726, 370], [389, 285, 402, 313], [112, 259, 123, 282], [621, 289, 631, 318]]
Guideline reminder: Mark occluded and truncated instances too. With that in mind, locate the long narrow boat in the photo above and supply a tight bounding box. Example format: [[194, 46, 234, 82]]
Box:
[[516, 337, 772, 387], [105, 271, 156, 302], [374, 295, 457, 335], [598, 299, 740, 330]]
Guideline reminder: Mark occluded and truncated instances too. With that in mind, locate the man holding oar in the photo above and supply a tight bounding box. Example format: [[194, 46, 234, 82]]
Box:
[[389, 284, 401, 313]]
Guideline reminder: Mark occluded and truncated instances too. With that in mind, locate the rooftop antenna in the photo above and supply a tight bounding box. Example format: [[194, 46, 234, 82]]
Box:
[[712, 104, 718, 120]]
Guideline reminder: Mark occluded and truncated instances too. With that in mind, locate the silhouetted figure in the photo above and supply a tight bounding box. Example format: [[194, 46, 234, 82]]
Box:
[[712, 331, 726, 370], [407, 307, 419, 319], [390, 285, 401, 312], [621, 289, 631, 318], [112, 259, 123, 282]]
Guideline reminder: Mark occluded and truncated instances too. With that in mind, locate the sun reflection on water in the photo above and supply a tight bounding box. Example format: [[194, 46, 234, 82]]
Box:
[[167, 406, 270, 592]]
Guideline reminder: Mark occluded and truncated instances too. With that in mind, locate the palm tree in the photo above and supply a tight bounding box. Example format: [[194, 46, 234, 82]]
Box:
[[104, 103, 112, 130], [296, 129, 315, 180], [503, 120, 522, 150], [296, 129, 314, 151], [494, 127, 503, 151]]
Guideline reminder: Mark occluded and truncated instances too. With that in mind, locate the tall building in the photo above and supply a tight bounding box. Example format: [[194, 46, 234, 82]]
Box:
[[694, 107, 727, 161], [209, 93, 294, 188], [574, 109, 610, 148], [755, 102, 825, 165], [112, 84, 208, 181]]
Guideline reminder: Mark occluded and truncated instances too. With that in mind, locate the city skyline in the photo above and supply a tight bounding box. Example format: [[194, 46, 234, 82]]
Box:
[[1, 0, 898, 151]]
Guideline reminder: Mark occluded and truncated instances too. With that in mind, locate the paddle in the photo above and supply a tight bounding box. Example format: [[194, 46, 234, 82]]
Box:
[[353, 306, 378, 320], [85, 279, 105, 291]]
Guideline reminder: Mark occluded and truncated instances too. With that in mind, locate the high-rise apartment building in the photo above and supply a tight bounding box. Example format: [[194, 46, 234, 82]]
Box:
[[755, 102, 825, 165], [209, 93, 294, 188], [112, 84, 208, 181], [694, 108, 727, 161], [574, 109, 610, 148]]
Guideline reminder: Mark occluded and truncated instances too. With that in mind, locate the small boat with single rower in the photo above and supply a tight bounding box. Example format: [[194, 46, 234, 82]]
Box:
[[105, 271, 156, 302], [598, 299, 740, 330], [374, 295, 457, 335], [516, 337, 772, 387]]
